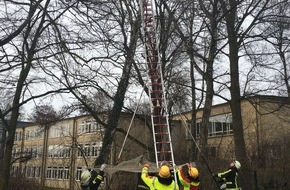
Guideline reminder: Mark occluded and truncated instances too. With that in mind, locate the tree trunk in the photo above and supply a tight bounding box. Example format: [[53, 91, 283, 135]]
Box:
[[94, 19, 140, 166], [225, 1, 254, 189]]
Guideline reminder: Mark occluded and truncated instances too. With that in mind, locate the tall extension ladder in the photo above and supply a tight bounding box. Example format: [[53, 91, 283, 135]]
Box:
[[140, 0, 176, 169]]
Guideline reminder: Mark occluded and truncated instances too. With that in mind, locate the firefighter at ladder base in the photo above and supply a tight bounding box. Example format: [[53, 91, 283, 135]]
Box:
[[141, 163, 179, 190], [80, 164, 107, 190], [176, 163, 200, 190], [212, 160, 241, 190]]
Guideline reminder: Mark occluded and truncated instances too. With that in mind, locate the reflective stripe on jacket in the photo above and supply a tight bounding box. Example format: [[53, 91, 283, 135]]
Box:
[[141, 167, 179, 190], [217, 167, 239, 190]]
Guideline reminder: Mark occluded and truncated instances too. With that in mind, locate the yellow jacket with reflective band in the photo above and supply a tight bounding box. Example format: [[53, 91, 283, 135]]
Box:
[[141, 166, 179, 190], [177, 168, 199, 190]]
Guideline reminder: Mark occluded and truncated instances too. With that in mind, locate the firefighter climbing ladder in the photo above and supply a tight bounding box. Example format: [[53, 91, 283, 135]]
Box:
[[140, 0, 176, 169]]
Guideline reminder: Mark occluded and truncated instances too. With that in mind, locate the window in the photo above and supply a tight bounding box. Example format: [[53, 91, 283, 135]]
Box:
[[64, 167, 69, 179], [215, 122, 223, 135], [78, 142, 102, 157], [64, 146, 71, 157], [46, 167, 52, 179], [185, 122, 191, 140], [49, 124, 72, 138], [192, 114, 233, 137], [84, 144, 91, 156], [35, 167, 41, 178], [92, 142, 101, 157], [15, 131, 22, 141], [46, 166, 70, 180], [76, 167, 82, 181], [78, 120, 105, 134]]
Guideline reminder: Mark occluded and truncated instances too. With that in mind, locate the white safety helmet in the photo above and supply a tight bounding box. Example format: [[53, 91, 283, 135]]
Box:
[[81, 169, 91, 185], [234, 160, 241, 169]]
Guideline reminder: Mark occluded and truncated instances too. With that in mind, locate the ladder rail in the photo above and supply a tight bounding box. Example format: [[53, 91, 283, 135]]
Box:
[[140, 2, 177, 185], [140, 0, 160, 168]]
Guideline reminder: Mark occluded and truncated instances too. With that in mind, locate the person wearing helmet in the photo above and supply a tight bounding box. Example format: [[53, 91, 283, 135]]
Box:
[[212, 160, 241, 190], [176, 163, 200, 190], [80, 163, 107, 190], [141, 163, 179, 190]]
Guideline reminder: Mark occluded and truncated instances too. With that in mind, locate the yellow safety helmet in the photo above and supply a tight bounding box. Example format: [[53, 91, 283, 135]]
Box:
[[158, 165, 171, 178], [188, 167, 198, 178]]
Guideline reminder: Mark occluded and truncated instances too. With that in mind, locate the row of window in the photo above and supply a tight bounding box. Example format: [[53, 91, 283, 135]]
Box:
[[11, 166, 41, 178], [46, 167, 70, 179], [186, 114, 233, 139], [13, 142, 102, 159], [77, 142, 102, 157], [49, 124, 72, 138], [14, 120, 105, 141], [78, 120, 105, 134], [11, 166, 81, 180], [12, 147, 43, 158], [48, 145, 71, 158]]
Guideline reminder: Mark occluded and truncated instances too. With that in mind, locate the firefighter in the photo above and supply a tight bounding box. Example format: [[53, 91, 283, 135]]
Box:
[[212, 160, 241, 190], [176, 163, 200, 190], [141, 163, 179, 190], [80, 163, 107, 190]]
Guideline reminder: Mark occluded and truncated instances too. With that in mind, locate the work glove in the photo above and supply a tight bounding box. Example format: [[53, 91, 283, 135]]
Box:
[[143, 164, 149, 168], [100, 164, 107, 171]]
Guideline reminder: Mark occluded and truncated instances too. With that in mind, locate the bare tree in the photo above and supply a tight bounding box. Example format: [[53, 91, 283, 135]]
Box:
[[0, 1, 75, 189], [28, 104, 60, 124], [37, 0, 144, 166], [219, 0, 273, 189], [259, 1, 290, 99]]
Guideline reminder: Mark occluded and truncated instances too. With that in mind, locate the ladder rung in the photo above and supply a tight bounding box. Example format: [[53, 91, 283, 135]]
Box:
[[157, 151, 172, 154], [144, 8, 152, 11], [145, 31, 155, 35], [151, 90, 162, 93], [155, 132, 169, 135], [143, 2, 151, 6], [151, 82, 160, 86], [154, 123, 167, 126], [156, 141, 170, 144], [150, 75, 159, 79], [153, 105, 163, 109]]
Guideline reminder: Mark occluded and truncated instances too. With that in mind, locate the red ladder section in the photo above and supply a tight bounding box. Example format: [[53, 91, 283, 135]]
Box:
[[141, 0, 175, 168]]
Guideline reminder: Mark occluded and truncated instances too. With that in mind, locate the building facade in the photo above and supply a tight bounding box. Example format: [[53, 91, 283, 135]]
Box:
[[10, 95, 290, 189], [173, 95, 290, 189], [12, 113, 155, 190]]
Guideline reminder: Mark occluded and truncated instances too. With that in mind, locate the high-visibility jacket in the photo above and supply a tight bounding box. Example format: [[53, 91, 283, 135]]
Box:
[[141, 166, 179, 190], [216, 167, 239, 190], [176, 166, 199, 190]]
